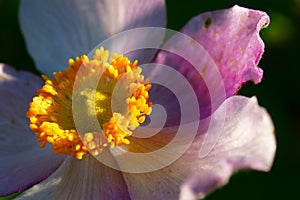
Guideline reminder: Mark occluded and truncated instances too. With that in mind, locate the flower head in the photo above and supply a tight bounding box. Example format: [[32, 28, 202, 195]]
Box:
[[27, 47, 152, 159], [0, 1, 276, 199]]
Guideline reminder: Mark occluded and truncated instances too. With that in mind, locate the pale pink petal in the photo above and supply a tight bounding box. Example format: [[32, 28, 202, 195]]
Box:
[[0, 64, 65, 196], [155, 5, 269, 117], [19, 0, 166, 76], [16, 156, 130, 200], [122, 96, 275, 199], [178, 96, 276, 199]]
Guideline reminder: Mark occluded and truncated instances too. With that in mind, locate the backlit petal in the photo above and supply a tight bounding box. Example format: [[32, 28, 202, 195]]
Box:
[[155, 5, 269, 117]]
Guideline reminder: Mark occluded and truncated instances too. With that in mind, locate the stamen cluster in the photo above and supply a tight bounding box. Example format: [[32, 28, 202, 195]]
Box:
[[27, 47, 152, 159]]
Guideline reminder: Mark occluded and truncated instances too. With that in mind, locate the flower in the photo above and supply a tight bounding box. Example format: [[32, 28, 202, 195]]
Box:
[[0, 1, 276, 199]]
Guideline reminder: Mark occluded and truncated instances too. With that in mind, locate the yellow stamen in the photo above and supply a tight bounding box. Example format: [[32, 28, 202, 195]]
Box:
[[27, 47, 152, 159]]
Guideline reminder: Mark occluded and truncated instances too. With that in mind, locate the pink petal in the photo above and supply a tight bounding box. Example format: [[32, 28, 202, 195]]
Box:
[[182, 5, 269, 93], [16, 156, 130, 200], [155, 5, 269, 117], [121, 96, 275, 199], [178, 96, 276, 199], [19, 0, 166, 76], [0, 64, 65, 196]]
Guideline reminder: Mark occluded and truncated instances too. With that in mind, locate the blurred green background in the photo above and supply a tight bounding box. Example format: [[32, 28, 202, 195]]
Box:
[[0, 0, 299, 199]]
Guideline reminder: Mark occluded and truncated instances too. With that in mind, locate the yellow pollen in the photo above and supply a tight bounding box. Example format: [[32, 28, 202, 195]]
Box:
[[27, 47, 152, 159]]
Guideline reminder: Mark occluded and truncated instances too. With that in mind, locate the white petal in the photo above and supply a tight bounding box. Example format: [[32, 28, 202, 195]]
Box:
[[19, 0, 166, 76]]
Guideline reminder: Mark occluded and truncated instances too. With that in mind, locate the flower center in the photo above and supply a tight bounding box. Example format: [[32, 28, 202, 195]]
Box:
[[27, 47, 152, 159]]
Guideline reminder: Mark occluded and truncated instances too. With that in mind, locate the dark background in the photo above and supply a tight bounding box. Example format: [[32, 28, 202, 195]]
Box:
[[0, 0, 299, 199]]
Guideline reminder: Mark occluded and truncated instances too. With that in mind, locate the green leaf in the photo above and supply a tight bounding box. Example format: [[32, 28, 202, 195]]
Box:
[[0, 192, 21, 200]]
